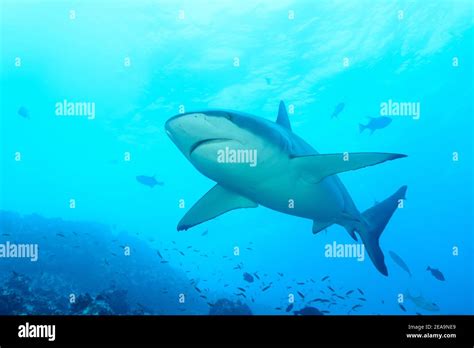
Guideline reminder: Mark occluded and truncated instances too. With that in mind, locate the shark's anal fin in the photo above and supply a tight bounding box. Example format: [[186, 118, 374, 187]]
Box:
[[276, 101, 292, 131], [177, 184, 258, 231], [312, 220, 333, 235], [292, 152, 407, 183]]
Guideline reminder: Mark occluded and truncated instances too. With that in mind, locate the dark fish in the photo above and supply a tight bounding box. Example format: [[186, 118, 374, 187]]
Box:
[[345, 290, 354, 296], [335, 295, 345, 300], [200, 295, 207, 299], [399, 303, 407, 312], [320, 310, 330, 314], [237, 287, 246, 292], [236, 293, 246, 298], [351, 304, 362, 311], [253, 272, 260, 280], [243, 272, 254, 283], [2, 233, 11, 236], [18, 106, 30, 118], [389, 251, 412, 277], [331, 102, 345, 118], [427, 266, 445, 281], [194, 286, 202, 293], [262, 285, 271, 292], [357, 288, 364, 295], [111, 252, 117, 256], [201, 230, 208, 236], [56, 233, 65, 237], [156, 250, 163, 259], [297, 291, 305, 299], [275, 307, 282, 310], [328, 286, 335, 292], [321, 276, 330, 281], [207, 302, 215, 307], [297, 282, 305, 285], [358, 298, 366, 302], [277, 272, 284, 277], [359, 116, 392, 134], [294, 306, 324, 316], [178, 251, 185, 256], [136, 175, 163, 188], [265, 77, 272, 85], [160, 260, 168, 264], [246, 247, 253, 251], [285, 303, 294, 312]]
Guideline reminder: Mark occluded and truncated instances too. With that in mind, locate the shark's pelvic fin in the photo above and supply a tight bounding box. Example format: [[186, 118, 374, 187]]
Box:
[[358, 185, 408, 276], [276, 100, 292, 131], [177, 184, 258, 231], [292, 152, 407, 183], [312, 220, 333, 234]]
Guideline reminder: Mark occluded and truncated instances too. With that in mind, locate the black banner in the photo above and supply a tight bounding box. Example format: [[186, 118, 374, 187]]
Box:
[[0, 315, 472, 346]]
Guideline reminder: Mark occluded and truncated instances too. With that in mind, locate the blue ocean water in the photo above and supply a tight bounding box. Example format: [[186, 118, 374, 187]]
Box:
[[0, 0, 473, 315]]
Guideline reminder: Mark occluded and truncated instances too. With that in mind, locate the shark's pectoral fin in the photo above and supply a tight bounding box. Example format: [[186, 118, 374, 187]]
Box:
[[312, 220, 333, 235], [292, 152, 407, 183], [177, 184, 258, 231]]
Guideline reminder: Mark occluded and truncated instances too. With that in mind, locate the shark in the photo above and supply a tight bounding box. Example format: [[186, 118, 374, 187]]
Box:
[[165, 101, 407, 275]]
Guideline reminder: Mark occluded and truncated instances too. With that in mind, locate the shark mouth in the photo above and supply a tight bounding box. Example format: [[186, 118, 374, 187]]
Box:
[[189, 138, 233, 156]]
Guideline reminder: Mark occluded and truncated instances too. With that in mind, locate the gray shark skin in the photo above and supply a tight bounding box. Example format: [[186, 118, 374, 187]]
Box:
[[165, 101, 407, 276]]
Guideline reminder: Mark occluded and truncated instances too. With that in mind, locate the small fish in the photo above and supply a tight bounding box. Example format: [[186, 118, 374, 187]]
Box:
[[194, 286, 202, 293], [253, 272, 260, 280], [262, 285, 271, 292], [297, 291, 305, 299], [160, 260, 169, 264], [358, 298, 366, 302], [18, 106, 30, 119], [426, 266, 445, 281], [237, 287, 246, 292], [331, 102, 345, 118], [345, 290, 354, 296], [2, 233, 11, 236], [389, 251, 412, 277], [265, 77, 272, 85], [201, 230, 208, 236], [321, 276, 330, 281], [200, 295, 207, 299], [277, 272, 284, 277], [178, 251, 185, 256], [136, 175, 163, 188], [246, 247, 253, 251], [285, 303, 294, 312], [399, 303, 407, 312], [328, 286, 335, 292], [335, 295, 345, 300], [359, 116, 392, 134], [243, 272, 254, 283], [111, 252, 117, 256], [297, 282, 305, 285], [156, 250, 163, 259], [320, 310, 330, 314], [357, 288, 364, 295], [207, 302, 215, 307], [236, 293, 246, 298], [56, 233, 65, 237], [274, 307, 282, 310], [351, 304, 362, 311]]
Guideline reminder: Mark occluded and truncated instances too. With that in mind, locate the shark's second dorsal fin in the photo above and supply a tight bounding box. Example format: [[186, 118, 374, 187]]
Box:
[[276, 101, 292, 131], [177, 184, 258, 231]]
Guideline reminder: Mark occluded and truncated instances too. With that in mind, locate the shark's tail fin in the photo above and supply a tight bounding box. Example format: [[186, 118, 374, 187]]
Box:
[[359, 123, 366, 133], [358, 185, 407, 276]]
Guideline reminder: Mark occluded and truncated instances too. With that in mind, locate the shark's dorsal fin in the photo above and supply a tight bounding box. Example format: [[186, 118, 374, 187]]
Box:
[[276, 100, 292, 131], [177, 184, 258, 231], [292, 152, 407, 184]]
